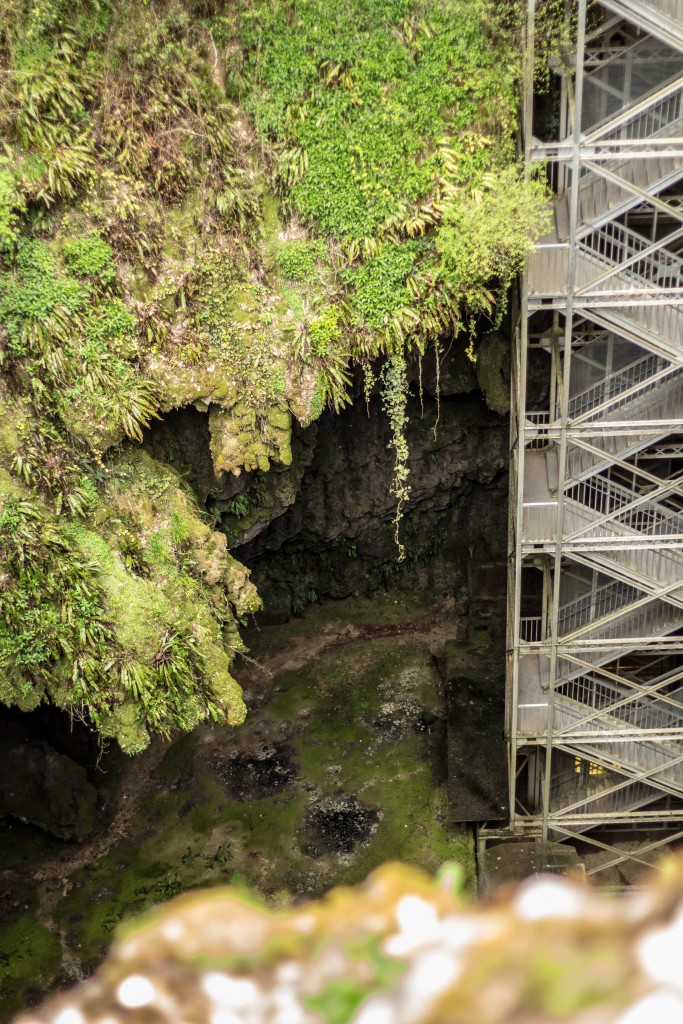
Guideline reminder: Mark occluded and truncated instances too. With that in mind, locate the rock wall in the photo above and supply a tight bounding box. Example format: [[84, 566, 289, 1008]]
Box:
[[239, 390, 508, 620], [147, 347, 510, 623]]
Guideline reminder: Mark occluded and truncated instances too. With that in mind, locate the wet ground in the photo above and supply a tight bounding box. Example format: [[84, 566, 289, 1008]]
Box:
[[0, 590, 473, 1020]]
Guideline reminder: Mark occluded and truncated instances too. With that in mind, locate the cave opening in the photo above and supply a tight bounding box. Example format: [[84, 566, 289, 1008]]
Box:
[[0, 339, 511, 1005], [146, 343, 510, 620]]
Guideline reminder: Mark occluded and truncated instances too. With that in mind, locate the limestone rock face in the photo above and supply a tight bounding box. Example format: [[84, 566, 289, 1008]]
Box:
[[209, 403, 293, 477], [475, 332, 511, 416], [0, 726, 98, 840], [17, 859, 683, 1023], [239, 390, 508, 617]]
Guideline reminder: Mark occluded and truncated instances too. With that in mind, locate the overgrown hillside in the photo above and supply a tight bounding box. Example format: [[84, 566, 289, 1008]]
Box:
[[0, 0, 547, 752]]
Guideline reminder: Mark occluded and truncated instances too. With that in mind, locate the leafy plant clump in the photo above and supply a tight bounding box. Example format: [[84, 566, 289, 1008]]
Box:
[[0, 237, 158, 451], [0, 486, 247, 753], [0, 497, 112, 711], [238, 0, 547, 354], [276, 239, 328, 282]]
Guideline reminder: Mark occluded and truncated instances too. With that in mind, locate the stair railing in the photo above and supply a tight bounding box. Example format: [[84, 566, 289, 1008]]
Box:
[[583, 73, 683, 145], [566, 472, 683, 540], [577, 221, 683, 295], [568, 351, 673, 420], [557, 579, 641, 635]]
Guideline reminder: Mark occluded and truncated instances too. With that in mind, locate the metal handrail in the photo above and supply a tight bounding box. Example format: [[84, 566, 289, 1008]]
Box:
[[584, 73, 683, 145], [558, 673, 683, 732], [568, 352, 674, 420], [551, 777, 659, 816], [520, 617, 543, 643], [566, 472, 683, 540], [521, 588, 679, 649], [558, 579, 641, 635], [578, 221, 683, 294], [639, 0, 683, 21]]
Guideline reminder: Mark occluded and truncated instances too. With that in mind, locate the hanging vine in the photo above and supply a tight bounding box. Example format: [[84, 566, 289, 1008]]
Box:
[[433, 340, 442, 441], [380, 352, 411, 561], [363, 363, 377, 416]]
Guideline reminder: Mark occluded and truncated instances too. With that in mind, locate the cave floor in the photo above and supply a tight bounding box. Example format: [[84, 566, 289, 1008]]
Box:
[[0, 589, 473, 1020]]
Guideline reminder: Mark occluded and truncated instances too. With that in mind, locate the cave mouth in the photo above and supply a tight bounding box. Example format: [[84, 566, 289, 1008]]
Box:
[[0, 346, 511, 1011], [0, 345, 510, 814], [145, 346, 510, 623], [0, 346, 511, 831]]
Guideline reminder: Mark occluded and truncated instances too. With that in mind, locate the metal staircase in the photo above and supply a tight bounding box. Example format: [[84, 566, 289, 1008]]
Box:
[[555, 74, 683, 240], [479, 0, 683, 882], [601, 1, 683, 53], [566, 351, 683, 479], [530, 220, 683, 359]]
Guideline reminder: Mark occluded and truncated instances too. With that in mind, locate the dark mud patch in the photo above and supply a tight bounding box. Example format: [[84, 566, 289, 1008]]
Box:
[[210, 742, 297, 801], [302, 797, 379, 855]]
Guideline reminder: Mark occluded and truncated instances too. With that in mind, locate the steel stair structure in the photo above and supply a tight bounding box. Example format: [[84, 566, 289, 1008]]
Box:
[[602, 1, 683, 53], [478, 0, 683, 882], [554, 72, 683, 241]]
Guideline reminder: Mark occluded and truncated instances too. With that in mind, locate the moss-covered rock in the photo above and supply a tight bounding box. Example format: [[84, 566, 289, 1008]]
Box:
[[70, 447, 258, 750], [0, 725, 98, 839], [209, 402, 292, 476], [475, 332, 511, 416], [0, 0, 542, 752]]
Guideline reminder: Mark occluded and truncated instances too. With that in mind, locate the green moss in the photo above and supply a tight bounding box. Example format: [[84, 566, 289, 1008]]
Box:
[[0, 594, 473, 994], [0, 442, 251, 750], [261, 194, 282, 247], [154, 732, 200, 780], [0, 913, 62, 1018], [209, 403, 293, 476]]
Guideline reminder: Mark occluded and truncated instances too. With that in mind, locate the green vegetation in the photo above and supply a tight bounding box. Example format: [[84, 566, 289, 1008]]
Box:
[[0, 0, 545, 748], [0, 237, 157, 450], [380, 353, 411, 559], [235, 0, 548, 513], [239, 0, 546, 353], [0, 450, 256, 752], [275, 239, 328, 282], [0, 496, 111, 710]]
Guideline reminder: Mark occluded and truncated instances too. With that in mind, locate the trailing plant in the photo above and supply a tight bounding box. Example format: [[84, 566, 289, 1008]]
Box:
[[363, 363, 377, 416], [380, 353, 411, 561]]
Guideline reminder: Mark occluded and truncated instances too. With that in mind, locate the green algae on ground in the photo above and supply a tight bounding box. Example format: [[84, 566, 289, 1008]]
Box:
[[0, 598, 471, 1010], [0, 913, 62, 1020]]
